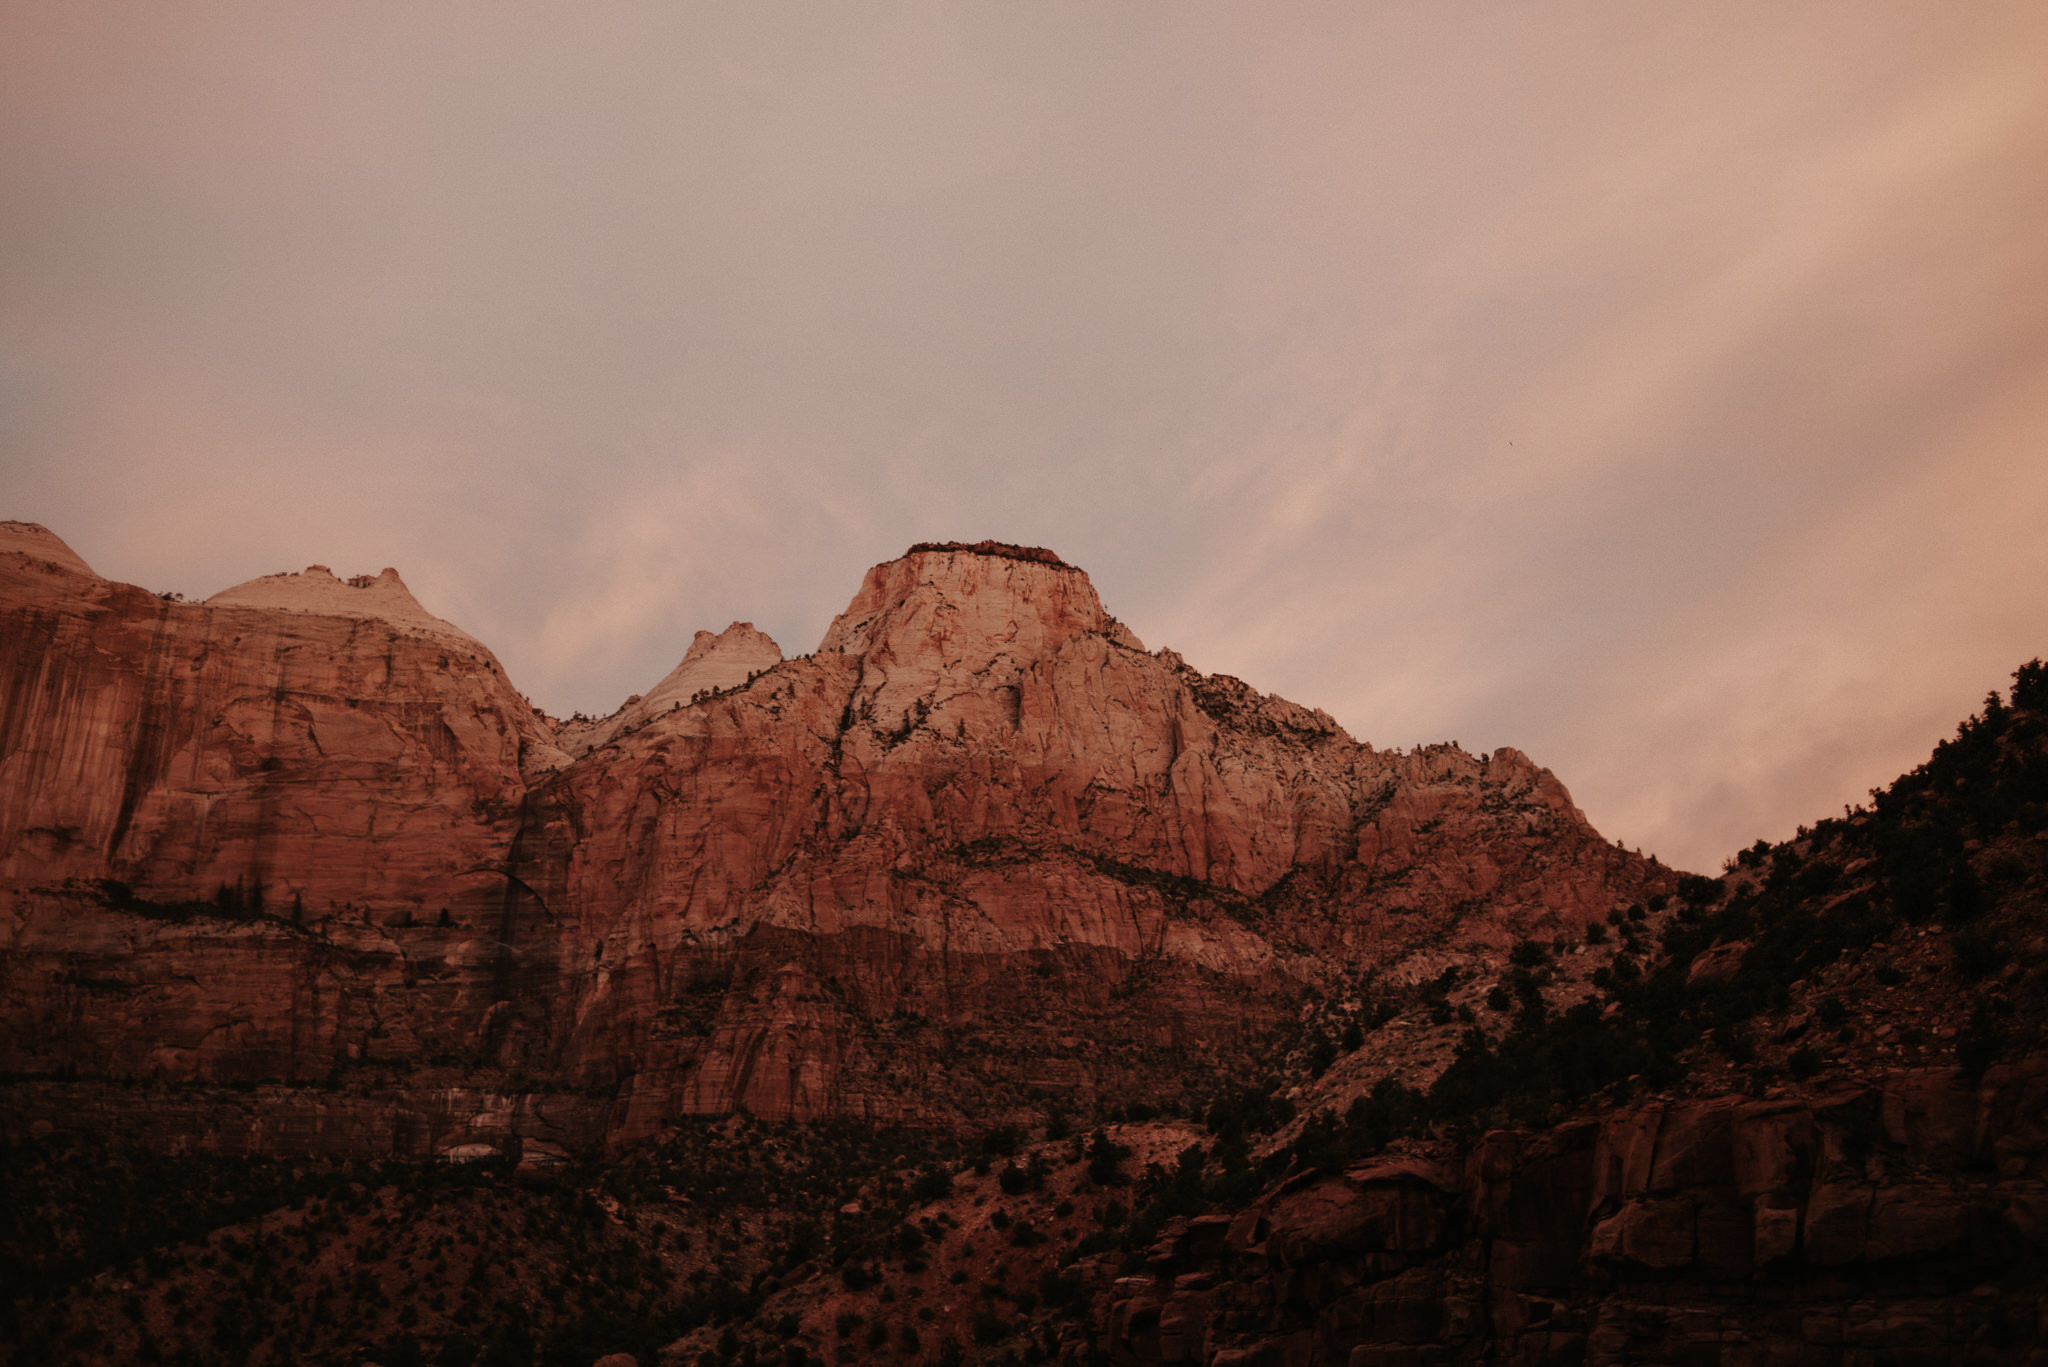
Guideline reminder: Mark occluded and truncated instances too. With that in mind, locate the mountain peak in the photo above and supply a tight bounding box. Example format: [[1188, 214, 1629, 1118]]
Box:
[[205, 562, 484, 652], [815, 541, 1110, 664], [0, 520, 98, 579], [561, 621, 784, 754]]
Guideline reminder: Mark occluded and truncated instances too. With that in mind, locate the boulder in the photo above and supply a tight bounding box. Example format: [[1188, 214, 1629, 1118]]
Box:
[[1589, 1196, 1695, 1269], [1685, 940, 1749, 988], [1731, 1102, 1814, 1199], [1864, 1185, 1970, 1262], [1802, 1184, 1874, 1266], [1264, 1170, 1449, 1266]]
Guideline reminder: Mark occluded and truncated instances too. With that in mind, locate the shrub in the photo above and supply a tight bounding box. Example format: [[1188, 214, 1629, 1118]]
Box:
[[1953, 928, 2008, 981], [911, 1166, 953, 1203], [1085, 1131, 1129, 1186], [1892, 870, 1939, 924], [1306, 1036, 1338, 1078], [1711, 1022, 1752, 1063], [1042, 1106, 1072, 1142], [2013, 658, 2047, 711], [1946, 865, 1988, 923], [1677, 874, 1722, 905], [1788, 1048, 1823, 1080], [1958, 1005, 2006, 1078]]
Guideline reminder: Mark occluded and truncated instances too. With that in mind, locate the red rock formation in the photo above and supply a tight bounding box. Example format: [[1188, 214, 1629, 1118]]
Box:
[[1080, 1064, 2048, 1365], [557, 620, 783, 757], [0, 521, 574, 1111], [0, 521, 561, 907], [0, 528, 1671, 1155]]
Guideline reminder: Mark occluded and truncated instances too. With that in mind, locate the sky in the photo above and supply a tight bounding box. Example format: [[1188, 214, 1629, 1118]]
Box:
[[4, 3, 2047, 872]]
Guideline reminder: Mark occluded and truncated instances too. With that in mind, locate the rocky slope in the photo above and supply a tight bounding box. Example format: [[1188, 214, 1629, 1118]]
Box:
[[1054, 659, 2048, 1367], [649, 660, 2048, 1367], [1069, 1067, 2048, 1367], [0, 527, 1667, 1158]]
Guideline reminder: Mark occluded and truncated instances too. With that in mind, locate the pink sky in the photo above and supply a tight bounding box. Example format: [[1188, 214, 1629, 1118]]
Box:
[[4, 3, 2047, 871]]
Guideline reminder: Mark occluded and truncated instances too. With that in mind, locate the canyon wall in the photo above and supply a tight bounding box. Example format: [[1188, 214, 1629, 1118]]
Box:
[[0, 526, 1669, 1155]]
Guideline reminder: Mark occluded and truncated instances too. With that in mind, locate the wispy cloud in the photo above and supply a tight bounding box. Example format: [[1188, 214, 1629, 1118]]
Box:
[[4, 2, 2045, 870]]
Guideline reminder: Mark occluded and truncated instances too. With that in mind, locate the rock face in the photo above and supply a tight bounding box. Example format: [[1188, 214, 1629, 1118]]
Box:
[[558, 620, 784, 756], [1081, 1064, 2048, 1366], [0, 527, 561, 906], [0, 528, 1670, 1156]]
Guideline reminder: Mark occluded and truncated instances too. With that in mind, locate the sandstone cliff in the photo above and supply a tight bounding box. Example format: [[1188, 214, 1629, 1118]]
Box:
[[0, 528, 1669, 1155], [5, 533, 2045, 1367]]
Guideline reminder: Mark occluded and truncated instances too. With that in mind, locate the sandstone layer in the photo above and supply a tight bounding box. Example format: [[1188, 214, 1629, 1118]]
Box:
[[0, 527, 1670, 1156]]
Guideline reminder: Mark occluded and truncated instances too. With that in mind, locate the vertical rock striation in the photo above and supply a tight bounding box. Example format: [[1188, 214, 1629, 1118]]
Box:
[[0, 529, 1669, 1155]]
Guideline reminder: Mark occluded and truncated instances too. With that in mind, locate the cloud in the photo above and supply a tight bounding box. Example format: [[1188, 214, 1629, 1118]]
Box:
[[3, 2, 2045, 871]]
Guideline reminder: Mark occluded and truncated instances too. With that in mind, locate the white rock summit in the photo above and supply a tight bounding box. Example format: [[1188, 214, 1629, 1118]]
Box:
[[563, 621, 786, 754], [206, 563, 488, 653]]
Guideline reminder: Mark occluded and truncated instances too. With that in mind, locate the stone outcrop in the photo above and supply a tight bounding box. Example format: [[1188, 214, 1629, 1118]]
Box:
[[1081, 1065, 2048, 1366], [558, 621, 784, 756], [0, 527, 1671, 1155], [0, 527, 561, 907]]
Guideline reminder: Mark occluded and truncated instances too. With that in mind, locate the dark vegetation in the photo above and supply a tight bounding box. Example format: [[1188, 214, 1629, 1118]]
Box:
[[969, 659, 2048, 1283], [2, 1119, 962, 1367], [904, 542, 1068, 568], [1, 1107, 1262, 1367], [1275, 659, 2048, 1173], [90, 878, 308, 932]]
